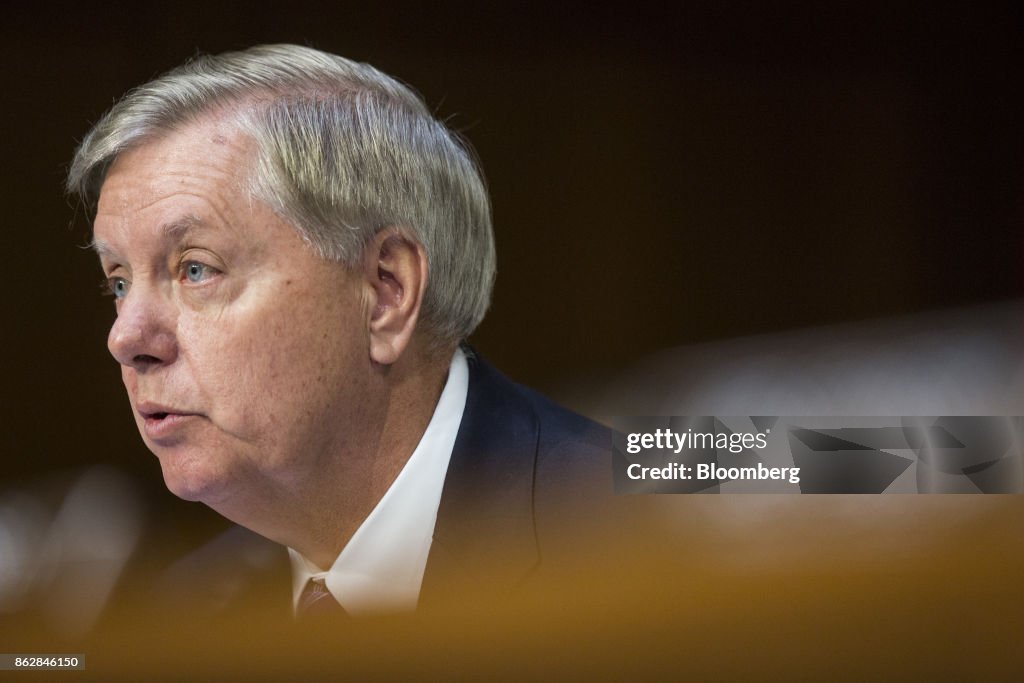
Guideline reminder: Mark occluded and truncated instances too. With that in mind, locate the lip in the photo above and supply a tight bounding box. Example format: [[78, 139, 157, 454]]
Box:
[[137, 402, 203, 441]]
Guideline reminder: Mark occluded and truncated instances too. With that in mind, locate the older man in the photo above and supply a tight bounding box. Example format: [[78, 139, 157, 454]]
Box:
[[68, 44, 613, 617]]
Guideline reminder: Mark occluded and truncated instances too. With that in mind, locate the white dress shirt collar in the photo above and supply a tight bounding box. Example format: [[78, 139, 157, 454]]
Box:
[[288, 347, 469, 616]]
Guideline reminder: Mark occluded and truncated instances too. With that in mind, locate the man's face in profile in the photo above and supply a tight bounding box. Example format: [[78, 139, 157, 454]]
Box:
[[91, 115, 379, 509]]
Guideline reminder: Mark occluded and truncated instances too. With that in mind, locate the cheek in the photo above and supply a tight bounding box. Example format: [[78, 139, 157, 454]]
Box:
[[258, 302, 364, 404], [180, 288, 366, 442]]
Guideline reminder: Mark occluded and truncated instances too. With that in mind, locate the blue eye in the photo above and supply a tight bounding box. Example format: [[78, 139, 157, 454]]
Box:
[[106, 277, 130, 299], [184, 261, 213, 283]]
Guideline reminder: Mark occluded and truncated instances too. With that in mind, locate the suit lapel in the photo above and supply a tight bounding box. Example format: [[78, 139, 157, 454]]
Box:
[[419, 352, 541, 605]]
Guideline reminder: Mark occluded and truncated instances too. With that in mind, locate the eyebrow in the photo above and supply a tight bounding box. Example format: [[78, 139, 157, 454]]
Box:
[[160, 214, 206, 241], [90, 214, 207, 259]]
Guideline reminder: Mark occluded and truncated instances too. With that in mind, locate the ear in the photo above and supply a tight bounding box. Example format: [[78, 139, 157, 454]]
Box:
[[362, 228, 429, 366]]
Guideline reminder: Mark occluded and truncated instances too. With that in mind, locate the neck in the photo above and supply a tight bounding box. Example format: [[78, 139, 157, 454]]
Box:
[[213, 345, 454, 569]]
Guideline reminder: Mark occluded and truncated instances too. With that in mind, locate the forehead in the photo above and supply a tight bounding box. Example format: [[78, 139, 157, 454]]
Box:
[[93, 117, 256, 247]]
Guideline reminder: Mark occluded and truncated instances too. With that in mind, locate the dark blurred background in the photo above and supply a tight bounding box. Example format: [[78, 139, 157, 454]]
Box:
[[1, 3, 1023, 671], [2, 2, 1022, 507]]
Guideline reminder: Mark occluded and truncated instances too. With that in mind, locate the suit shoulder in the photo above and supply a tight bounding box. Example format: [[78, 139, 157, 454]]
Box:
[[465, 351, 610, 452], [516, 382, 611, 453]]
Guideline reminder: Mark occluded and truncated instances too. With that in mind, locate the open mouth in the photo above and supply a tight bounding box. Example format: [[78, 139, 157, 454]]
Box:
[[139, 409, 198, 440]]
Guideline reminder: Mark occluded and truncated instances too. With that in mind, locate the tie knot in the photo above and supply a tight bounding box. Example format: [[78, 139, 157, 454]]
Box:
[[297, 577, 346, 618]]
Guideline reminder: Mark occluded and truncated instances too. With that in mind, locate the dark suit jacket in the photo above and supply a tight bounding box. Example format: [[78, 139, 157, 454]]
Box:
[[148, 352, 615, 617], [420, 349, 614, 606]]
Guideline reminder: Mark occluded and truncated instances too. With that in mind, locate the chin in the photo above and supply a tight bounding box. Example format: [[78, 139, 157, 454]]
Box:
[[156, 449, 232, 505]]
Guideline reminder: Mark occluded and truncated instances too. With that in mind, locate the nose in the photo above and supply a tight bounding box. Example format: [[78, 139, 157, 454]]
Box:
[[107, 284, 178, 371]]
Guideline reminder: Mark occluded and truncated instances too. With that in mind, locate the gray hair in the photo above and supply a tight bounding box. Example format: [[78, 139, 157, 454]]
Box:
[[67, 44, 495, 347]]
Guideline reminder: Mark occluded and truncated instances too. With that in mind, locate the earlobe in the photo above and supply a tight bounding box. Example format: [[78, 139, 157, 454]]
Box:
[[364, 230, 428, 366]]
